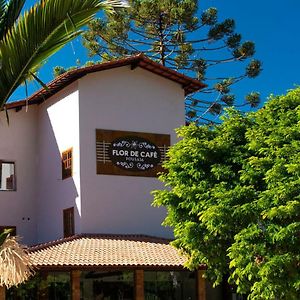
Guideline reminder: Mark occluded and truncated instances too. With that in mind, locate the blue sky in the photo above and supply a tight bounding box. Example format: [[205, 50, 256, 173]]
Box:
[[210, 0, 300, 105], [10, 0, 300, 109]]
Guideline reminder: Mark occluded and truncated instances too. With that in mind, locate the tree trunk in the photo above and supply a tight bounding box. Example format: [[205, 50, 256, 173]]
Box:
[[157, 13, 166, 66]]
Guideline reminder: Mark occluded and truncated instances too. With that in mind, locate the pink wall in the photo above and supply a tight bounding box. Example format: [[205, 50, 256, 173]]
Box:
[[0, 107, 38, 245], [0, 65, 186, 245], [36, 84, 81, 243]]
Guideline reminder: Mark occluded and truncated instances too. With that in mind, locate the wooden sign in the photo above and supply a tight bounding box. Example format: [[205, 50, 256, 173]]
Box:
[[96, 129, 170, 177]]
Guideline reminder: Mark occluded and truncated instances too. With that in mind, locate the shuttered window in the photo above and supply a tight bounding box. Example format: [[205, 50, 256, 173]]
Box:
[[61, 148, 72, 180], [63, 207, 74, 238]]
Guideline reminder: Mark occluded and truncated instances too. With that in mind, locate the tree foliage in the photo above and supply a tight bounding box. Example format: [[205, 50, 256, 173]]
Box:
[[0, 0, 127, 109], [80, 0, 262, 124], [153, 88, 300, 299]]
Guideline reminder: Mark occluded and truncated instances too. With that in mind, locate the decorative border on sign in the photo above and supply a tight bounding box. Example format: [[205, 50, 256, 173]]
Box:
[[96, 129, 170, 177]]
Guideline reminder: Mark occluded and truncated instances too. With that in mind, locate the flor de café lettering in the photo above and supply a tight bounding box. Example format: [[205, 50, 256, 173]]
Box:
[[109, 136, 161, 171], [96, 129, 170, 177]]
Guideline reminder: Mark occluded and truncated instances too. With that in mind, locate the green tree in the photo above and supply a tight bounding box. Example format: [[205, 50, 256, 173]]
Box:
[[80, 0, 262, 124], [153, 88, 300, 299], [0, 0, 127, 109]]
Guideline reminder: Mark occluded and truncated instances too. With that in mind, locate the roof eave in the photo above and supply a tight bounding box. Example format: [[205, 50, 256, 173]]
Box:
[[5, 54, 206, 111]]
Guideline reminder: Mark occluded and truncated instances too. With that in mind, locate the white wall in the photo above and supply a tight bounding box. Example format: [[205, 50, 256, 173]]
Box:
[[0, 107, 38, 245], [78, 66, 185, 238], [36, 83, 81, 243], [0, 65, 186, 245]]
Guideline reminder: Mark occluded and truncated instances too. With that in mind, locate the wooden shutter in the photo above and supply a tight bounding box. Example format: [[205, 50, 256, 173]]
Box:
[[62, 148, 73, 180], [63, 207, 74, 238]]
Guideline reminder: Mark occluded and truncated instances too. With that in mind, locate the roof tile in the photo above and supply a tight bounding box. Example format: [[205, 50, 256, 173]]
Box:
[[28, 234, 194, 270]]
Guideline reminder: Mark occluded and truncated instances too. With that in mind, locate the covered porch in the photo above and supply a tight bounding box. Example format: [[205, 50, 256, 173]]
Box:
[[1, 234, 207, 300]]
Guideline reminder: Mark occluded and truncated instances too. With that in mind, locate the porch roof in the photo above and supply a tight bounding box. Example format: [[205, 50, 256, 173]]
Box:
[[28, 234, 200, 270]]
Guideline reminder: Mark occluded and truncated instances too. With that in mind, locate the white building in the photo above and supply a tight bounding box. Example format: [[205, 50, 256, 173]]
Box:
[[0, 55, 220, 300]]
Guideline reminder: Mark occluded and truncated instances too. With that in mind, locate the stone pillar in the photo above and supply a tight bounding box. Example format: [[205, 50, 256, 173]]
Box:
[[197, 270, 206, 300], [0, 286, 5, 300], [71, 270, 81, 300], [135, 270, 144, 300]]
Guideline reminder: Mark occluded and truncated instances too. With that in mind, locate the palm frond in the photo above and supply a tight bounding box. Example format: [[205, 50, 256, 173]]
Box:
[[0, 230, 10, 246], [0, 236, 35, 289], [0, 0, 7, 21], [0, 0, 125, 108], [0, 0, 25, 39], [103, 0, 129, 7]]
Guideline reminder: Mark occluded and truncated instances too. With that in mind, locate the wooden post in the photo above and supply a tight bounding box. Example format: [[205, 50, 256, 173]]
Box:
[[0, 286, 5, 300], [71, 270, 81, 300], [197, 270, 206, 300], [135, 270, 144, 300]]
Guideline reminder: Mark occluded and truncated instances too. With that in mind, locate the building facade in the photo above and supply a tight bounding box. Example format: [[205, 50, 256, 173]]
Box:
[[0, 55, 221, 300]]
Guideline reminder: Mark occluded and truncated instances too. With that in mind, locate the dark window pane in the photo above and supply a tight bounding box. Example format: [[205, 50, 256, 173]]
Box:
[[47, 273, 71, 300], [0, 162, 15, 191], [6, 272, 70, 300], [144, 271, 196, 300], [81, 271, 134, 300]]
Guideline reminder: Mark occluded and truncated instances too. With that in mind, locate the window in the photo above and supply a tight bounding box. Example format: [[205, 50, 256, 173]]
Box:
[[81, 271, 134, 300], [0, 226, 16, 236], [61, 148, 72, 180], [63, 207, 74, 238], [0, 161, 16, 191], [7, 272, 71, 299], [144, 271, 197, 300]]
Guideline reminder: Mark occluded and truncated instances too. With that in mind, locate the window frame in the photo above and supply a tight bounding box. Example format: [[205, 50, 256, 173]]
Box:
[[61, 148, 73, 180], [0, 160, 16, 191]]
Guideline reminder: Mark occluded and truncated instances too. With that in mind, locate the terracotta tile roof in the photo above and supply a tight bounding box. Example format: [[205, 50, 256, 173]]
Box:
[[29, 234, 200, 270], [7, 54, 206, 110]]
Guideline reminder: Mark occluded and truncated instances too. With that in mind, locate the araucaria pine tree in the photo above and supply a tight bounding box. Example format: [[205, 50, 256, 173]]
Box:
[[80, 0, 262, 124]]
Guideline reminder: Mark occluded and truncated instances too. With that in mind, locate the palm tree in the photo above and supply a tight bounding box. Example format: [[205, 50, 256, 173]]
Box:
[[0, 230, 34, 289], [0, 0, 128, 289], [0, 0, 128, 109]]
